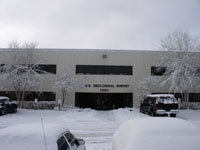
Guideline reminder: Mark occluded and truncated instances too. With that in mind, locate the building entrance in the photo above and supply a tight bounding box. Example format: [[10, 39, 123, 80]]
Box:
[[75, 93, 133, 110]]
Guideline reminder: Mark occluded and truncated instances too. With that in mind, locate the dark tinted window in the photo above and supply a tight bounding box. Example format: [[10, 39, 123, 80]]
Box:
[[64, 132, 75, 143], [143, 98, 149, 103], [57, 136, 70, 150], [0, 64, 56, 74], [189, 93, 200, 102], [37, 64, 56, 74], [151, 66, 167, 76], [64, 132, 76, 146], [76, 65, 132, 75]]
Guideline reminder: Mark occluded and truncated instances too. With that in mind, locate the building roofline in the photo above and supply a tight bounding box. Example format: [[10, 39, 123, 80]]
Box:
[[0, 48, 199, 53], [0, 48, 161, 52]]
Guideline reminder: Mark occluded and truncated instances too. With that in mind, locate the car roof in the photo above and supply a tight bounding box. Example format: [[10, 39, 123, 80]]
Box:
[[146, 94, 174, 98], [0, 123, 69, 150]]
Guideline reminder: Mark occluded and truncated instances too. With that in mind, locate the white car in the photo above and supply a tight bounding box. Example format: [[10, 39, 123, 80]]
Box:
[[0, 123, 86, 150], [113, 117, 200, 150]]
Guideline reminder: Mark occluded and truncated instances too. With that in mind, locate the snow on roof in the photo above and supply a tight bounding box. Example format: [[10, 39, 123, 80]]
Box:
[[113, 117, 200, 150], [147, 94, 174, 98], [0, 123, 69, 150]]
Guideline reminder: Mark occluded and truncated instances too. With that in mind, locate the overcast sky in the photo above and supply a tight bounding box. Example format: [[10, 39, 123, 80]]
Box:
[[0, 0, 200, 50]]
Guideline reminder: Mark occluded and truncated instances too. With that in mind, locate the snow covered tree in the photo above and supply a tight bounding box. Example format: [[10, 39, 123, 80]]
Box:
[[159, 31, 200, 108], [138, 77, 160, 98], [0, 41, 42, 108], [54, 72, 74, 106]]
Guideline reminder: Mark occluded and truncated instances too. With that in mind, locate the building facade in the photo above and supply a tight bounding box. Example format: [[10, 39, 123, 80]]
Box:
[[0, 49, 199, 109]]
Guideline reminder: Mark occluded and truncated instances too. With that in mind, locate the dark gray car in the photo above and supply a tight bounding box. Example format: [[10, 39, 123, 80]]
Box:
[[0, 96, 17, 115], [140, 94, 179, 117]]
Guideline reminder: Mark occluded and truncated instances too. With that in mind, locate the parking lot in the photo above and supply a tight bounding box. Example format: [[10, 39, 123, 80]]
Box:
[[0, 108, 200, 150]]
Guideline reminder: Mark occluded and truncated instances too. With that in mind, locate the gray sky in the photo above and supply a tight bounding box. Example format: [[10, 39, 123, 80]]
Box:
[[0, 0, 200, 50]]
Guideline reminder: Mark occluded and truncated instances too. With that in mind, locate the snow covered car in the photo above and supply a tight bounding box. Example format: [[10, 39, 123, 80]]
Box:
[[0, 96, 17, 115], [140, 94, 179, 117], [113, 117, 200, 150], [0, 123, 86, 150]]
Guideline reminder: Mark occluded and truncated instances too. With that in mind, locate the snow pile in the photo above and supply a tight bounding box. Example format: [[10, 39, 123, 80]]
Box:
[[0, 123, 69, 150], [113, 117, 200, 150]]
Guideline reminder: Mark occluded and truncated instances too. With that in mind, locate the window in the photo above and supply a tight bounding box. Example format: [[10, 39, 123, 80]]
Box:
[[143, 98, 149, 103], [0, 64, 57, 74], [36, 64, 57, 74], [57, 136, 70, 150], [195, 68, 200, 76], [76, 65, 132, 75], [64, 132, 76, 147], [189, 93, 200, 102], [151, 66, 167, 76]]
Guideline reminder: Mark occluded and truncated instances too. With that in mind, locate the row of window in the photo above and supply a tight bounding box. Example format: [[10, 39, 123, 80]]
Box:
[[0, 64, 133, 75], [76, 65, 200, 76], [0, 64, 199, 76]]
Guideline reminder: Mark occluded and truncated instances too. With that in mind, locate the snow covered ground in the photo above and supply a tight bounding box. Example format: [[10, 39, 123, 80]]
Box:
[[0, 108, 200, 150]]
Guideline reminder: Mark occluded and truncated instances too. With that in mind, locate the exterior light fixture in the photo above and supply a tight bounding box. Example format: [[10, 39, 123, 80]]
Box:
[[102, 54, 107, 59]]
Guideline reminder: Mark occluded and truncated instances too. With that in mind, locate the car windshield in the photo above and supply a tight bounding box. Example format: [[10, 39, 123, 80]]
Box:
[[57, 136, 70, 150], [157, 97, 177, 104], [64, 132, 77, 146]]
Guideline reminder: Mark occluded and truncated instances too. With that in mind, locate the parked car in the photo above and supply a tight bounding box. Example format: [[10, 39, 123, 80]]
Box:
[[113, 118, 200, 150], [0, 96, 17, 115], [140, 94, 179, 117], [0, 123, 86, 150], [57, 130, 85, 150]]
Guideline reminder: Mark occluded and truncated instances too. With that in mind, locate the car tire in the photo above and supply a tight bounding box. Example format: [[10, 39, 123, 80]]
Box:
[[149, 109, 155, 117], [140, 107, 143, 113], [170, 114, 176, 117], [0, 109, 5, 116], [12, 108, 17, 113]]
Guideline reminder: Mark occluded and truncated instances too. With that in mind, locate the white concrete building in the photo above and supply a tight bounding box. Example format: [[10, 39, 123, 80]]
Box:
[[0, 49, 199, 109]]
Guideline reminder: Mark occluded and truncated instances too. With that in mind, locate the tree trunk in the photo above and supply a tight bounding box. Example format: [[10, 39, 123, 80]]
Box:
[[181, 93, 184, 103], [21, 90, 26, 108], [15, 91, 21, 109], [186, 93, 189, 110], [62, 89, 66, 106]]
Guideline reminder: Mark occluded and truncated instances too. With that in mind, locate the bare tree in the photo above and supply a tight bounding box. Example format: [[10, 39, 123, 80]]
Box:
[[159, 31, 200, 108], [138, 77, 160, 98], [54, 72, 74, 106], [0, 41, 42, 108]]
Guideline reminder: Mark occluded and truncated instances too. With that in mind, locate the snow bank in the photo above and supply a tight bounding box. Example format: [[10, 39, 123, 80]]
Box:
[[0, 123, 69, 150], [113, 117, 200, 150]]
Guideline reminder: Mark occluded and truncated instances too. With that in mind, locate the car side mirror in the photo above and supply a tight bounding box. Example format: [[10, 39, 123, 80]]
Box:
[[77, 138, 85, 145]]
